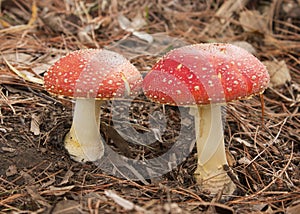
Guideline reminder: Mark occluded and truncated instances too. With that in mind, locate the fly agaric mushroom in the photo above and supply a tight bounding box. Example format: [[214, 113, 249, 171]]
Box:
[[143, 43, 270, 194], [44, 49, 142, 162]]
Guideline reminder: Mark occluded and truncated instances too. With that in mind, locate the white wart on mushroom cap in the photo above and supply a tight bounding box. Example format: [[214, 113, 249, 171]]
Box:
[[143, 43, 270, 105], [44, 49, 143, 99]]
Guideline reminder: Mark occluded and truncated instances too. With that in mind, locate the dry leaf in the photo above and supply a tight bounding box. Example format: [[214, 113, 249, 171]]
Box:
[[105, 190, 146, 212], [1, 52, 58, 76], [3, 52, 32, 62], [30, 113, 41, 135], [263, 60, 291, 87], [105, 190, 134, 210], [132, 31, 153, 43], [3, 57, 44, 85], [2, 147, 16, 152], [118, 15, 134, 32], [239, 10, 268, 33], [49, 185, 75, 196], [6, 165, 17, 177], [118, 14, 153, 43]]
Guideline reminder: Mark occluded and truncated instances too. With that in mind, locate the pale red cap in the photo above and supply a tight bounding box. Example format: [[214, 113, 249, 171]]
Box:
[[44, 49, 142, 99], [143, 43, 270, 105]]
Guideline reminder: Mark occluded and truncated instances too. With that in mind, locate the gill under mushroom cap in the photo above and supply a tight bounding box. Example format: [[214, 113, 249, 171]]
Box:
[[44, 49, 142, 99], [143, 43, 270, 105]]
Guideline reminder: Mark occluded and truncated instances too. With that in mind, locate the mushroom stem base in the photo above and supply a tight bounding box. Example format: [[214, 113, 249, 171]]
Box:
[[64, 99, 104, 162], [194, 165, 237, 195]]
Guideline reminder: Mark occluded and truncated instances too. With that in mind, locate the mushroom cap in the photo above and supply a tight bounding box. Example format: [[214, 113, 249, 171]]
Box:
[[143, 43, 270, 105], [44, 49, 142, 99]]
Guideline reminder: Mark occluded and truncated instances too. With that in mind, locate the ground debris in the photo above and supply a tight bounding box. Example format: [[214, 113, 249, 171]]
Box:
[[0, 0, 299, 213], [263, 60, 292, 87]]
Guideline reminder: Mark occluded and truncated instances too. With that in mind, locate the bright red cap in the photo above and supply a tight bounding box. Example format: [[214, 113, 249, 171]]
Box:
[[44, 49, 142, 99], [143, 43, 270, 105]]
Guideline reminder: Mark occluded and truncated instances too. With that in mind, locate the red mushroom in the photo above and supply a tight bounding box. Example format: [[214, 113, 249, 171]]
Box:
[[143, 43, 270, 194], [44, 49, 142, 162]]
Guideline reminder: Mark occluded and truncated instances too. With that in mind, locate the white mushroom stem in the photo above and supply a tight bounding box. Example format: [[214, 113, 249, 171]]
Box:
[[64, 99, 104, 162], [190, 105, 236, 194]]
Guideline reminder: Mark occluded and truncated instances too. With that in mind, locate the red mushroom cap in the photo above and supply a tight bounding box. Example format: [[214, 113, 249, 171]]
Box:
[[44, 49, 142, 99], [143, 43, 270, 105]]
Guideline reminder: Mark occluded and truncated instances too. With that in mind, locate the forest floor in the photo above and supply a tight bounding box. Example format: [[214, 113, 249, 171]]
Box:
[[0, 0, 299, 213]]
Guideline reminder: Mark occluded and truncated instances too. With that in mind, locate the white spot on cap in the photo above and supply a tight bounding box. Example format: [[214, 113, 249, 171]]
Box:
[[177, 64, 183, 69]]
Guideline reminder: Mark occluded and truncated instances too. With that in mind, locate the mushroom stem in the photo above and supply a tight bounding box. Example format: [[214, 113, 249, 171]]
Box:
[[192, 105, 236, 194], [64, 99, 104, 162]]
